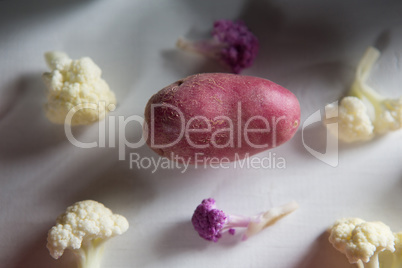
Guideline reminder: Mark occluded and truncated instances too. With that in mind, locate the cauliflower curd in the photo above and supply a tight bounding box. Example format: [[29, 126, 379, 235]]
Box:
[[326, 97, 374, 142], [42, 51, 116, 125], [329, 218, 395, 268], [47, 200, 129, 268]]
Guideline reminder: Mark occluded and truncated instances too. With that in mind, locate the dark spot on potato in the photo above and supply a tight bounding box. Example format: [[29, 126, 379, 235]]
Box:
[[177, 80, 184, 86]]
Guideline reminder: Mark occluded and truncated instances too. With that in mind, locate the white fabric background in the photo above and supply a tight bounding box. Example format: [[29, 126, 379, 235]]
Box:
[[1, 0, 402, 267]]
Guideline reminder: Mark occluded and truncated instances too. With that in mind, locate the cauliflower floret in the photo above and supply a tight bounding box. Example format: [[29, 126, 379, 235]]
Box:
[[326, 97, 374, 143], [191, 198, 298, 242], [329, 218, 395, 268], [42, 51, 116, 125], [374, 98, 402, 133], [325, 46, 402, 142], [176, 20, 259, 74], [348, 222, 395, 263], [329, 217, 366, 252], [47, 200, 129, 268]]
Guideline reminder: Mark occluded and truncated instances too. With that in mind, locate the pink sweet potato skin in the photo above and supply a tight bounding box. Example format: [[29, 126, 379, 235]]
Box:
[[144, 73, 300, 164]]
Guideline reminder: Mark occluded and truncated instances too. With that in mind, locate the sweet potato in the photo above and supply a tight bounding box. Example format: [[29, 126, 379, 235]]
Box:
[[144, 73, 300, 164]]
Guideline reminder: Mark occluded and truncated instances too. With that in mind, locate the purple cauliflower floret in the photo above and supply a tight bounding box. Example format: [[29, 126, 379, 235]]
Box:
[[191, 198, 229, 242], [191, 198, 299, 242], [176, 20, 259, 74]]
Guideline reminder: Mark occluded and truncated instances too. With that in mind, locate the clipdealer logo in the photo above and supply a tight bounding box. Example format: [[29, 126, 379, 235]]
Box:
[[302, 101, 339, 167]]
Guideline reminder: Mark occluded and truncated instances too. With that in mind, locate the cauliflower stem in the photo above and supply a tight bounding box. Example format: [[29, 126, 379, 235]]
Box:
[[74, 238, 106, 268], [382, 232, 402, 268], [356, 255, 380, 268], [243, 201, 299, 240]]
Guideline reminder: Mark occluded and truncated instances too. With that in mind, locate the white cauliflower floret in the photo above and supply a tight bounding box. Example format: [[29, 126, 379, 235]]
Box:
[[329, 217, 366, 252], [348, 222, 395, 264], [329, 218, 395, 268], [326, 97, 374, 143], [42, 51, 116, 125], [325, 46, 402, 142], [374, 98, 402, 133], [47, 200, 129, 268]]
